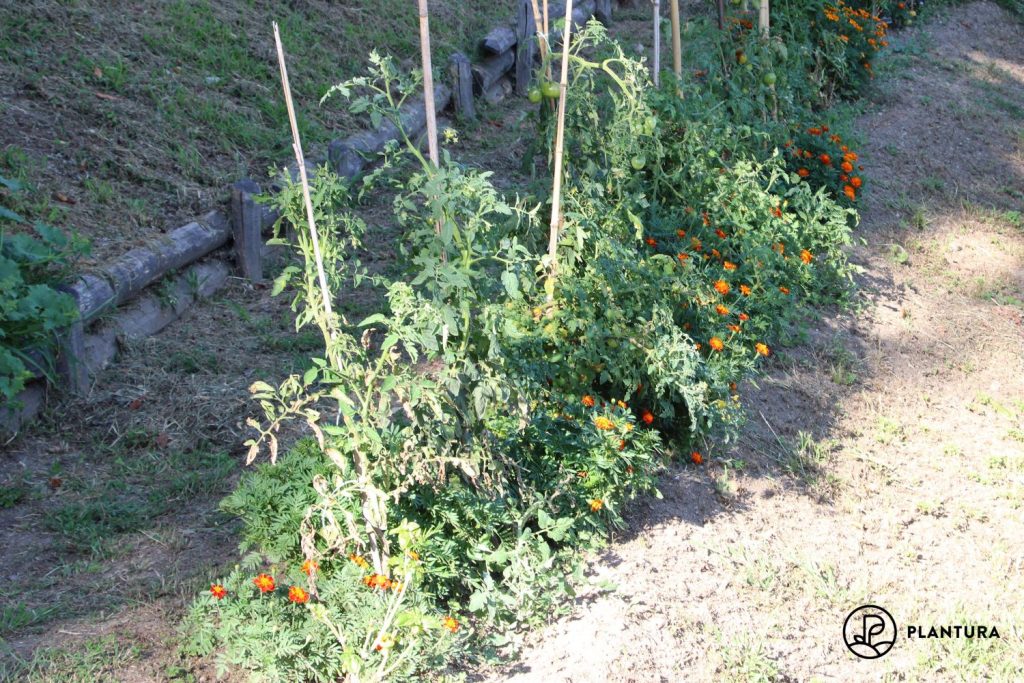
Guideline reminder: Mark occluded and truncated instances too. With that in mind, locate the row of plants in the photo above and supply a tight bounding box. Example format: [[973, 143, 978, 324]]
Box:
[[183, 2, 898, 680]]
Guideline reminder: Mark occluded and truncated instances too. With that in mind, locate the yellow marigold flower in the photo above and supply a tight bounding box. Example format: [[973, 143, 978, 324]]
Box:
[[594, 416, 615, 431], [709, 337, 725, 352], [800, 249, 813, 264], [755, 342, 771, 356], [589, 499, 604, 512]]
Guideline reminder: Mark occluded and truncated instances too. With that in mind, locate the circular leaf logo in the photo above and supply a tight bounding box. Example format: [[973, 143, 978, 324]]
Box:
[[843, 605, 897, 659]]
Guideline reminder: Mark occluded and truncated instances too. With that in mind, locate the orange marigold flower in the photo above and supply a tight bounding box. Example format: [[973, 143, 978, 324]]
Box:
[[301, 559, 319, 576], [807, 127, 822, 136], [714, 280, 730, 295], [641, 410, 655, 425], [349, 553, 370, 569], [715, 228, 727, 239], [738, 312, 749, 321], [727, 324, 741, 333], [577, 470, 588, 478], [594, 416, 615, 431], [803, 150, 813, 158], [739, 284, 752, 296], [695, 343, 703, 351], [711, 248, 722, 259], [843, 151, 858, 162], [702, 211, 711, 226], [851, 176, 862, 188], [676, 229, 686, 238], [723, 261, 737, 271], [709, 337, 725, 352], [691, 237, 703, 251], [839, 160, 853, 173], [755, 342, 771, 356], [843, 185, 857, 201], [800, 249, 813, 264], [677, 253, 689, 262], [715, 304, 730, 316], [619, 440, 626, 451], [617, 400, 628, 410], [582, 395, 595, 408], [589, 499, 604, 512], [840, 174, 849, 183], [779, 286, 790, 294], [625, 464, 634, 474], [773, 242, 785, 255], [691, 451, 704, 465], [819, 153, 832, 166], [210, 584, 228, 600], [253, 574, 276, 593], [771, 206, 782, 218], [288, 586, 310, 604], [645, 237, 657, 247], [364, 573, 392, 590], [442, 616, 459, 633], [830, 134, 842, 143], [797, 168, 810, 178]]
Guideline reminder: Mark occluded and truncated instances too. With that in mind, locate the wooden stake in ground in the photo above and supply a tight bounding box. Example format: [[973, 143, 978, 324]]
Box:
[[417, 0, 440, 168], [272, 23, 334, 332], [759, 0, 770, 37], [544, 0, 574, 300], [669, 0, 682, 79], [653, 0, 661, 87], [530, 0, 552, 80]]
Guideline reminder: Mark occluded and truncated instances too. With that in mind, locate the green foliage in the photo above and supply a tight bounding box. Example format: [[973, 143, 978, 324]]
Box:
[[184, 13, 882, 680], [1, 175, 87, 406]]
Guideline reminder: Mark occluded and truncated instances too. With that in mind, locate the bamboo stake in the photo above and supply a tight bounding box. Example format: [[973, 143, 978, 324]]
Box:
[[543, 0, 551, 80], [717, 0, 725, 30], [544, 0, 574, 301], [759, 0, 770, 37], [669, 0, 681, 79], [653, 0, 661, 87], [530, 0, 552, 81], [272, 24, 334, 331], [417, 0, 440, 168]]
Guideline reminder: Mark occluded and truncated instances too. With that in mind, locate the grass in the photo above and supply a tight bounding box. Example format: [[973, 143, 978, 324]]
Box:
[[0, 0, 516, 262], [0, 635, 143, 682], [716, 634, 781, 683], [41, 448, 235, 555]]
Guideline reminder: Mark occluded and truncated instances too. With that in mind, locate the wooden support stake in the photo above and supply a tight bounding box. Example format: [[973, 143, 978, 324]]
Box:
[[717, 0, 725, 30], [231, 178, 263, 282], [516, 0, 539, 95], [417, 0, 440, 169], [449, 52, 476, 119], [273, 24, 335, 330], [653, 0, 661, 87], [544, 0, 574, 301], [55, 284, 88, 395], [759, 0, 770, 37], [669, 0, 681, 79]]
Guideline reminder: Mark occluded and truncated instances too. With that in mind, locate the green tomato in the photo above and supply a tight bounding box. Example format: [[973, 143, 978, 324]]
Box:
[[541, 81, 561, 99], [643, 115, 658, 135], [631, 155, 646, 170], [762, 71, 777, 86], [527, 88, 542, 103], [737, 53, 748, 65]]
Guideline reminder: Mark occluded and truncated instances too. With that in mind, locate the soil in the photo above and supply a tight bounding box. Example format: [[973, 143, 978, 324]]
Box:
[[1, 1, 1022, 681], [477, 2, 1024, 681]]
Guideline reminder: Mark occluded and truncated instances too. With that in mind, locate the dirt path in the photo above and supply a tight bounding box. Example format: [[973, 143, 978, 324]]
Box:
[[482, 3, 1024, 681]]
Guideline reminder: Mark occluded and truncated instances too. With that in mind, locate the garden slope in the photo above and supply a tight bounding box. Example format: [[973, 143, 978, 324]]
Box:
[[481, 3, 1024, 680], [0, 0, 512, 265]]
